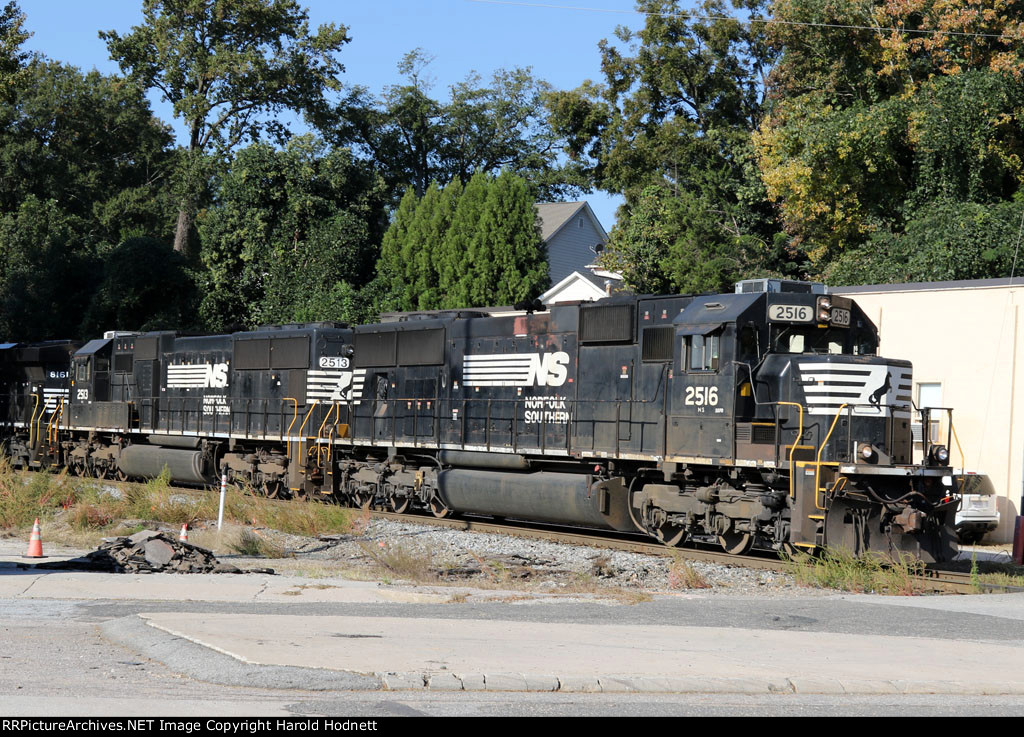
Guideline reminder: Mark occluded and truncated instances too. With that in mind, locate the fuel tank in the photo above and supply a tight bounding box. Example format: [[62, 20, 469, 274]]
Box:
[[119, 445, 213, 484], [436, 469, 634, 532]]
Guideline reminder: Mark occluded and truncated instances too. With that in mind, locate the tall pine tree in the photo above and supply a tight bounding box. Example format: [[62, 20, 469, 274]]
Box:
[[438, 171, 488, 309], [468, 171, 548, 307], [377, 186, 419, 311]]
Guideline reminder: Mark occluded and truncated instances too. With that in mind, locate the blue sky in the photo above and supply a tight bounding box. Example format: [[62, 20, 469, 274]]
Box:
[[20, 0, 664, 229]]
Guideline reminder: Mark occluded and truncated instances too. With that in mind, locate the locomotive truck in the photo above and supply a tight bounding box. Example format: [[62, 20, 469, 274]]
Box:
[[0, 280, 961, 561]]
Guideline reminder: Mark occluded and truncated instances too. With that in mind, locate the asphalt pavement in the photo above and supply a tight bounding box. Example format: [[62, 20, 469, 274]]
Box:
[[2, 538, 1024, 696]]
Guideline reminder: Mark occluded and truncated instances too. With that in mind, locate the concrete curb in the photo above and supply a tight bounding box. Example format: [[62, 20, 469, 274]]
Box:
[[103, 614, 1024, 696], [381, 673, 1024, 695], [99, 616, 381, 692]]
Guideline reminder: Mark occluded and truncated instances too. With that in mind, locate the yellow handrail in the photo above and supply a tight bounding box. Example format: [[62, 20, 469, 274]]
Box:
[[46, 398, 64, 444], [315, 402, 338, 440], [297, 400, 319, 439], [950, 418, 966, 495], [314, 403, 339, 467], [814, 403, 848, 510], [282, 397, 299, 437], [774, 401, 804, 498], [27, 393, 40, 447]]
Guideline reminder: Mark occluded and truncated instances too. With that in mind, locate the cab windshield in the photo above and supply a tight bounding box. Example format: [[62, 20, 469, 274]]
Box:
[[770, 325, 876, 355]]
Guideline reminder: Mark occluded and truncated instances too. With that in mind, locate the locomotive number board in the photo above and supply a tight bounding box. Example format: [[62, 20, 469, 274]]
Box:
[[767, 304, 813, 323]]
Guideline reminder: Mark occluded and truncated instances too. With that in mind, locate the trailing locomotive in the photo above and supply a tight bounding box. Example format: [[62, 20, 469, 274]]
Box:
[[0, 280, 961, 561]]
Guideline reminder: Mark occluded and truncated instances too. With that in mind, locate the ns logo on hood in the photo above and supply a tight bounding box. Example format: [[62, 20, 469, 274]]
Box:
[[462, 351, 570, 387], [167, 363, 229, 389]]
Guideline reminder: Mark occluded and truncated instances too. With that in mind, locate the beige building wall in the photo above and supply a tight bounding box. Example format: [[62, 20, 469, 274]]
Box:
[[833, 280, 1024, 542]]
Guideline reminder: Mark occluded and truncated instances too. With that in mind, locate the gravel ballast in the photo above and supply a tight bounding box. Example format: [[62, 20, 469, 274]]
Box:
[[242, 516, 823, 598]]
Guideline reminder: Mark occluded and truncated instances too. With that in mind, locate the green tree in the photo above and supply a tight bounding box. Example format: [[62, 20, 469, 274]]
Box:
[[0, 60, 176, 242], [376, 186, 420, 312], [828, 198, 1024, 286], [0, 198, 98, 341], [467, 171, 548, 307], [102, 0, 351, 255], [82, 237, 198, 334], [438, 171, 488, 308], [756, 0, 1024, 274], [341, 49, 583, 204], [548, 0, 784, 288], [0, 1, 29, 103], [409, 178, 461, 310], [197, 136, 387, 330], [0, 59, 177, 340]]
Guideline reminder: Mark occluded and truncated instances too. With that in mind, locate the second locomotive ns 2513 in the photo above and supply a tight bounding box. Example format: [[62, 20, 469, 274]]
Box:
[[0, 279, 962, 561]]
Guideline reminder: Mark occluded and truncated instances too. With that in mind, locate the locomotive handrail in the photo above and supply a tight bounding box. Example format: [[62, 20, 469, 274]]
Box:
[[298, 400, 320, 439], [27, 392, 40, 449], [815, 403, 849, 510], [765, 401, 804, 498], [283, 397, 299, 438], [46, 398, 64, 445]]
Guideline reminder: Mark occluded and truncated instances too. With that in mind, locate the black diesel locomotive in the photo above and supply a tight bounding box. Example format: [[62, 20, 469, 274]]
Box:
[[0, 280, 961, 561]]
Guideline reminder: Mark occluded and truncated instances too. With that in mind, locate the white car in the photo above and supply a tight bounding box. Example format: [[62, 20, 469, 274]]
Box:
[[955, 473, 1001, 545]]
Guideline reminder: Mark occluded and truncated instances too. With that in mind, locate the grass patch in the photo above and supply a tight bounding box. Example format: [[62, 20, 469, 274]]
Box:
[[667, 554, 712, 590], [785, 548, 925, 595], [0, 460, 357, 548], [358, 540, 438, 582], [941, 552, 1024, 591], [230, 530, 289, 558]]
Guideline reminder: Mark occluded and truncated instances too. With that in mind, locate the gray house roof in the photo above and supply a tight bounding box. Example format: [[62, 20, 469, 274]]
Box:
[[536, 202, 609, 243], [535, 201, 610, 287]]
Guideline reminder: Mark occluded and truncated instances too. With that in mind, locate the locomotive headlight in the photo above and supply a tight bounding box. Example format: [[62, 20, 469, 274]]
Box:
[[928, 444, 950, 466], [859, 443, 876, 462], [816, 296, 832, 323]]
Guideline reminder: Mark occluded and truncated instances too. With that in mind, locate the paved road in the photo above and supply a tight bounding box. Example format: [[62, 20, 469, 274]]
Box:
[[2, 540, 1024, 716]]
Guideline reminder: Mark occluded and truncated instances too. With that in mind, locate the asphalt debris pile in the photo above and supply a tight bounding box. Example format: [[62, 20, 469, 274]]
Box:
[[31, 529, 273, 574], [86, 530, 239, 574]]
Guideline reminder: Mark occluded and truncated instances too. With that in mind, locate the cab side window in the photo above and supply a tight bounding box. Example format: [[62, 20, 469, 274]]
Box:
[[688, 333, 720, 372], [739, 326, 758, 362]]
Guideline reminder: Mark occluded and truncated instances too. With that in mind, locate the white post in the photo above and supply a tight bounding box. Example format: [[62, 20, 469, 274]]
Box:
[[218, 471, 227, 531]]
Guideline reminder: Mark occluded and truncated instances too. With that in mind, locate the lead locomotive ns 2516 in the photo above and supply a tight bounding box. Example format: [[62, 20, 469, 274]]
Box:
[[0, 280, 962, 561]]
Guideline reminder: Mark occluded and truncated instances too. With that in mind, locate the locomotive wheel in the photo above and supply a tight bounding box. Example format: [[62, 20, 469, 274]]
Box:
[[263, 480, 284, 499], [719, 531, 753, 555], [429, 497, 452, 519], [389, 495, 411, 514], [654, 523, 687, 547]]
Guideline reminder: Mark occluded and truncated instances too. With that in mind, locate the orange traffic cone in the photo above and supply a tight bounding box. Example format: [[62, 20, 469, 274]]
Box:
[[179, 523, 188, 542], [24, 518, 43, 558]]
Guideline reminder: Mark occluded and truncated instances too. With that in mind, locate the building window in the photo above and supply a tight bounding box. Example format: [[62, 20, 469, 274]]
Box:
[[916, 382, 942, 443]]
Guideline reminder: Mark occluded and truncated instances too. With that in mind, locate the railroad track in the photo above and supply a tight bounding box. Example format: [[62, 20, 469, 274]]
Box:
[[362, 508, 1024, 595], [37, 472, 1021, 595]]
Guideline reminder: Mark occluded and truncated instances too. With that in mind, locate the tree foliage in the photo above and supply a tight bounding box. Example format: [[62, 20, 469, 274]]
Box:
[[197, 136, 387, 331], [549, 0, 788, 290], [0, 58, 177, 340], [102, 0, 351, 253], [82, 237, 198, 335], [376, 171, 548, 311], [0, 1, 29, 103], [341, 49, 583, 205], [756, 0, 1024, 274]]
